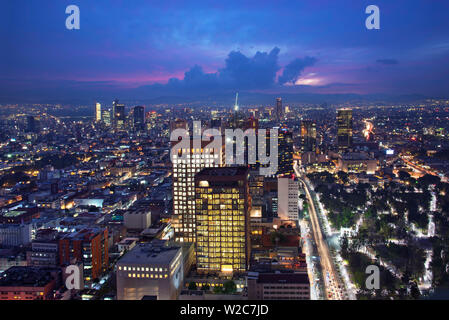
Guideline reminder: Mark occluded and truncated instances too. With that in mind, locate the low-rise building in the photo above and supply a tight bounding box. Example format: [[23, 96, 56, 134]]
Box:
[[116, 240, 185, 300], [0, 266, 61, 300], [247, 272, 310, 300]]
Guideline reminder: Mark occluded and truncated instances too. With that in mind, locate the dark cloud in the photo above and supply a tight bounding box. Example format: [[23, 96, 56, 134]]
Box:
[[166, 48, 282, 91], [376, 59, 399, 65], [278, 57, 317, 85], [218, 47, 280, 89], [159, 47, 313, 93]]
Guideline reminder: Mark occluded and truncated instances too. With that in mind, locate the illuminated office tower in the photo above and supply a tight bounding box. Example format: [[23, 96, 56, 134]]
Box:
[[276, 97, 283, 122], [337, 108, 353, 151], [113, 99, 126, 130], [102, 109, 112, 126], [300, 120, 317, 152], [277, 127, 294, 176], [194, 167, 250, 274], [171, 138, 224, 243], [95, 102, 102, 122], [133, 106, 145, 131]]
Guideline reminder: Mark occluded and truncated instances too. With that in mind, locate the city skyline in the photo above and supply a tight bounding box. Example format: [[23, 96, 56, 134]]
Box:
[[1, 0, 449, 306]]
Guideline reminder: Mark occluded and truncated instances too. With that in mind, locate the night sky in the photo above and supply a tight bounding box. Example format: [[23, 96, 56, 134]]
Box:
[[1, 0, 449, 103]]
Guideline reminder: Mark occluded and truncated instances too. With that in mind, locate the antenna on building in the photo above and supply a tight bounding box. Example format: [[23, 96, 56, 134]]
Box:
[[234, 92, 239, 111]]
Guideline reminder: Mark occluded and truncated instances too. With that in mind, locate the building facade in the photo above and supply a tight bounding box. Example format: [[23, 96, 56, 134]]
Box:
[[171, 138, 224, 243], [247, 272, 310, 300], [116, 241, 185, 300], [337, 108, 353, 151], [194, 167, 251, 274], [277, 177, 299, 222]]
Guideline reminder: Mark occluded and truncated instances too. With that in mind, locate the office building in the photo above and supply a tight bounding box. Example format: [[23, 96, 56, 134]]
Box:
[[171, 138, 224, 243], [194, 167, 251, 274], [124, 208, 151, 231], [113, 99, 126, 130], [247, 272, 310, 300], [95, 102, 102, 122], [300, 120, 317, 153], [27, 240, 59, 267], [277, 177, 299, 222], [276, 98, 283, 122], [58, 228, 108, 282], [26, 115, 39, 133], [278, 128, 294, 176], [101, 109, 112, 126], [0, 224, 31, 247], [337, 152, 377, 174], [116, 240, 185, 300], [133, 106, 145, 131], [337, 108, 353, 151]]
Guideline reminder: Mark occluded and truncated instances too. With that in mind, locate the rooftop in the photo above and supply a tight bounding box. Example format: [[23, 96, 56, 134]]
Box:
[[0, 266, 58, 287], [249, 272, 310, 285], [117, 240, 181, 266]]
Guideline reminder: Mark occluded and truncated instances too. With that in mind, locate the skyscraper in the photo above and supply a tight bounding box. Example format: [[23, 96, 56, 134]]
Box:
[[171, 138, 224, 243], [133, 106, 145, 131], [113, 99, 126, 130], [276, 98, 283, 122], [337, 108, 353, 151], [102, 109, 112, 126], [194, 167, 250, 274], [277, 127, 294, 176], [26, 115, 38, 133], [300, 120, 317, 153], [95, 102, 102, 122]]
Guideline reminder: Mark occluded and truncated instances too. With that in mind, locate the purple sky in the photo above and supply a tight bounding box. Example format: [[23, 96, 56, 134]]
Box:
[[1, 0, 449, 103]]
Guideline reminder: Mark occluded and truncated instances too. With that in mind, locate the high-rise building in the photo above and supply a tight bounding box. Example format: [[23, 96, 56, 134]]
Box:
[[337, 108, 353, 151], [171, 138, 224, 243], [276, 98, 283, 122], [26, 115, 39, 133], [300, 120, 317, 153], [101, 109, 112, 126], [58, 228, 108, 282], [113, 99, 126, 130], [133, 106, 145, 131], [277, 128, 294, 176], [194, 167, 251, 274], [95, 102, 102, 122], [277, 177, 299, 222]]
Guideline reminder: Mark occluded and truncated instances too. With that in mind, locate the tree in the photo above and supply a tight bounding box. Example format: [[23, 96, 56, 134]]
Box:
[[223, 280, 237, 294], [337, 171, 349, 184], [201, 284, 210, 291], [398, 170, 411, 181], [213, 285, 223, 294], [418, 174, 440, 189], [188, 281, 197, 290]]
